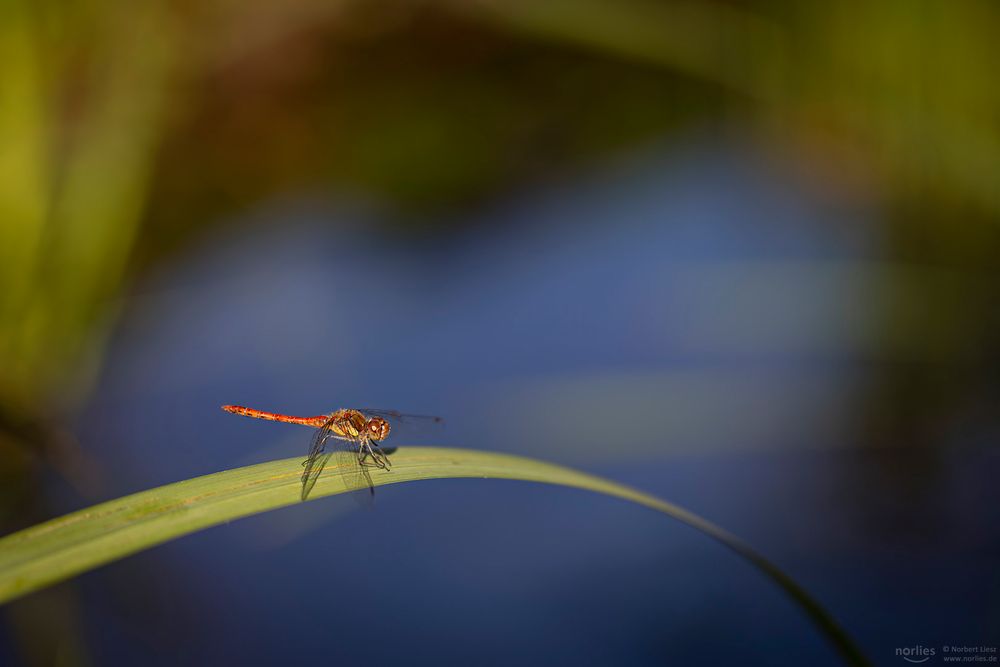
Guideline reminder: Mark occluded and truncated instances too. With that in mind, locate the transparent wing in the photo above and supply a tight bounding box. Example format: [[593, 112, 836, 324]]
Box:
[[301, 417, 339, 501], [333, 435, 375, 505], [300, 452, 332, 501], [358, 409, 444, 430]]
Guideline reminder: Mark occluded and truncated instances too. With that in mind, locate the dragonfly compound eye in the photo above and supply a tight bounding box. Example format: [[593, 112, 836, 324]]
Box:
[[369, 418, 390, 441]]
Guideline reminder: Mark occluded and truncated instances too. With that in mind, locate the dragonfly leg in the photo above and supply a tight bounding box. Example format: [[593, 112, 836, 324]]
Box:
[[369, 443, 390, 470], [357, 443, 378, 467], [355, 441, 392, 470]]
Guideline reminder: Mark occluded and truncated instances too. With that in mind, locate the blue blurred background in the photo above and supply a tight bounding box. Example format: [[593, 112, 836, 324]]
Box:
[[2, 2, 999, 665]]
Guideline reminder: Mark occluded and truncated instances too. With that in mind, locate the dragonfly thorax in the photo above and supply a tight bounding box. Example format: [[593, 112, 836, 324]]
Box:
[[337, 410, 390, 442]]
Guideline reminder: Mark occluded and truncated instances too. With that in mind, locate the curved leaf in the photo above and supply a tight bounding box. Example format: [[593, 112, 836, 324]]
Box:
[[0, 447, 868, 665]]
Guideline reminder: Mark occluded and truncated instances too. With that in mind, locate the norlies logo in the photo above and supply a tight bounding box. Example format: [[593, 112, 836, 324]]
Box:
[[896, 645, 935, 663]]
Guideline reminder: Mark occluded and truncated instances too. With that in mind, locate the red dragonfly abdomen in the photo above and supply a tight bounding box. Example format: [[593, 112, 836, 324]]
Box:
[[221, 405, 332, 429]]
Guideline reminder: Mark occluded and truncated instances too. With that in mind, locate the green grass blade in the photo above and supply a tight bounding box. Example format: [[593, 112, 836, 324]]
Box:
[[0, 447, 868, 665]]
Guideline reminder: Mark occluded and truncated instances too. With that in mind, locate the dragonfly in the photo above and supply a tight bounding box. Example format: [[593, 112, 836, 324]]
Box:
[[221, 405, 442, 501]]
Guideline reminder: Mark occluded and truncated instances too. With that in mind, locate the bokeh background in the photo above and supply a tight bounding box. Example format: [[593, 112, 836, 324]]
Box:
[[2, 1, 999, 665]]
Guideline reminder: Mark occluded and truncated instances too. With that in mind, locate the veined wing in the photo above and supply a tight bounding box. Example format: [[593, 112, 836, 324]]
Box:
[[300, 417, 340, 501], [333, 436, 376, 505], [359, 409, 444, 427]]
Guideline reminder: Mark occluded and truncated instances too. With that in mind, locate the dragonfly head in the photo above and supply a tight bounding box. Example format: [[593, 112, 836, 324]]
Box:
[[367, 416, 391, 442]]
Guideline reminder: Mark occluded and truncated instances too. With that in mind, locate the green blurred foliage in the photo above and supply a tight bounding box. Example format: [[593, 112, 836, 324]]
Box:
[[1, 0, 174, 414]]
